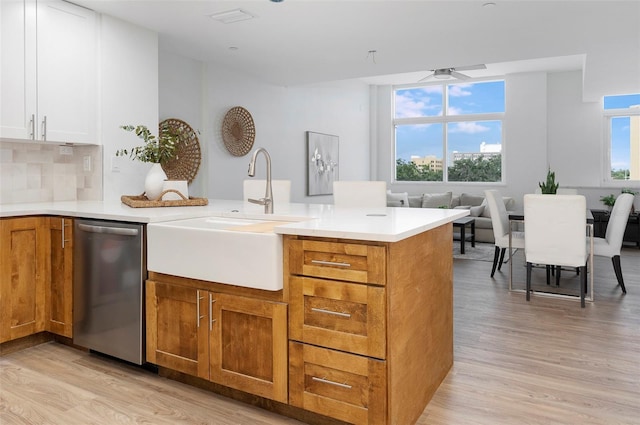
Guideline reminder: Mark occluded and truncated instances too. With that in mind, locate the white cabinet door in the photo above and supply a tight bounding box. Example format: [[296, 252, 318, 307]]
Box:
[[37, 0, 98, 144], [0, 0, 37, 140], [0, 0, 98, 144]]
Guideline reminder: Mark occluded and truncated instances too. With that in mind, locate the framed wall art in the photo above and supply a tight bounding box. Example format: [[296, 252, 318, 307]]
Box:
[[307, 131, 339, 196]]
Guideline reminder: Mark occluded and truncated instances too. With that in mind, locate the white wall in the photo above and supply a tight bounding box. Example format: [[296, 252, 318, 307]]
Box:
[[199, 64, 371, 203], [158, 49, 206, 198], [100, 15, 158, 201]]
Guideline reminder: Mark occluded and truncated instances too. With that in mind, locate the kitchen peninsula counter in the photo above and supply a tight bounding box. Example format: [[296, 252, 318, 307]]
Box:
[[0, 199, 468, 242]]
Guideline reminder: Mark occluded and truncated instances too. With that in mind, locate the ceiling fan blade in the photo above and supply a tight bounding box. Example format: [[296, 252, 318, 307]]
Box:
[[450, 70, 470, 80], [454, 64, 486, 72], [418, 72, 435, 82]]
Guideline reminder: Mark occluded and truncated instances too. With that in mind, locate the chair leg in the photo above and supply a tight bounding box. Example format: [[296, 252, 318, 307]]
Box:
[[580, 264, 586, 308], [526, 262, 532, 301], [497, 248, 507, 271], [556, 265, 561, 287], [491, 246, 500, 277], [545, 265, 551, 285], [612, 255, 627, 294]]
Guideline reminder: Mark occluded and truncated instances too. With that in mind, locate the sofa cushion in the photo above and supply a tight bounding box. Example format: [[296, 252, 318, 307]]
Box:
[[421, 192, 453, 208], [454, 204, 485, 217], [460, 193, 485, 207], [408, 195, 423, 208], [470, 205, 485, 216], [480, 196, 514, 218], [386, 190, 409, 207]]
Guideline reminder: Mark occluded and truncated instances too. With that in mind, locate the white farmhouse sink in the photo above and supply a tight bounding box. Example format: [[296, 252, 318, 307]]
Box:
[[147, 217, 289, 291]]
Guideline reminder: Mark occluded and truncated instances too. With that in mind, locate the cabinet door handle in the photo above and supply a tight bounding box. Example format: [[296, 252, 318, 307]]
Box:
[[311, 307, 351, 318], [311, 376, 352, 389], [310, 259, 351, 268], [196, 290, 205, 327], [41, 115, 47, 141], [62, 218, 65, 249], [29, 114, 35, 139], [209, 294, 216, 331]]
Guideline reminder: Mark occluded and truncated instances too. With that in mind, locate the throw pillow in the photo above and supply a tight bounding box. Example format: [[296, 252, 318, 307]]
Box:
[[386, 190, 409, 207], [421, 192, 453, 209], [460, 193, 485, 207]]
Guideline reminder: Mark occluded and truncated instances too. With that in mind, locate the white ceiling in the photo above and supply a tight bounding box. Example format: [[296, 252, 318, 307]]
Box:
[[74, 0, 640, 98]]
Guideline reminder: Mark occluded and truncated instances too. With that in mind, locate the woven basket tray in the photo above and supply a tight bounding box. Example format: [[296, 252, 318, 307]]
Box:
[[121, 191, 209, 208]]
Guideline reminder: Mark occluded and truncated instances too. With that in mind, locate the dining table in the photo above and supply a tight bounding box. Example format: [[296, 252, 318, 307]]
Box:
[[508, 209, 595, 302]]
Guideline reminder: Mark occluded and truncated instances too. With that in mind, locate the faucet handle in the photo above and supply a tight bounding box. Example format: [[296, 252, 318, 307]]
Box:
[[248, 197, 271, 206]]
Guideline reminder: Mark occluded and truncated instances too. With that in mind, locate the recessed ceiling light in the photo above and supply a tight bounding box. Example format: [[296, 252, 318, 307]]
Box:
[[228, 46, 239, 51], [482, 2, 497, 8], [208, 9, 255, 24]]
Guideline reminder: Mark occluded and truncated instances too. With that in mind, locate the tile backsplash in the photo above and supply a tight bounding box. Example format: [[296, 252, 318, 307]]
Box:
[[0, 141, 102, 204]]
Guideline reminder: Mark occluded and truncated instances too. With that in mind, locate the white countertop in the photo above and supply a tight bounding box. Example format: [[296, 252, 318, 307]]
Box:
[[0, 199, 468, 242]]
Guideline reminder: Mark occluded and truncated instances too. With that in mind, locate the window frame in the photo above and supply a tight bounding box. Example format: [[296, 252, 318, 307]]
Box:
[[603, 104, 640, 184], [392, 78, 506, 184]]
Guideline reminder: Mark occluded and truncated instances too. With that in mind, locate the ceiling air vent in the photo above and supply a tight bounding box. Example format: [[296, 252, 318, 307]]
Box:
[[208, 9, 255, 24]]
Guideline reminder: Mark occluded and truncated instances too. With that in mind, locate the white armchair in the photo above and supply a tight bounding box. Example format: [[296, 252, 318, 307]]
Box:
[[523, 194, 590, 307], [593, 193, 634, 293]]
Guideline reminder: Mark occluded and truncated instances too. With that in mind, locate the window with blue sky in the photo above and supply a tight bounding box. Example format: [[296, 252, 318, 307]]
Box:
[[393, 80, 505, 182], [604, 93, 640, 181]]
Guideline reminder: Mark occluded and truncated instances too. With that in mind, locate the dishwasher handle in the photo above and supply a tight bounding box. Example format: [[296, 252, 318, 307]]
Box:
[[78, 223, 140, 236]]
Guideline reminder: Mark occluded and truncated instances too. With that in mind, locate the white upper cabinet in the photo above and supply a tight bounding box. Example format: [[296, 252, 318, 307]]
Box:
[[1, 0, 98, 144]]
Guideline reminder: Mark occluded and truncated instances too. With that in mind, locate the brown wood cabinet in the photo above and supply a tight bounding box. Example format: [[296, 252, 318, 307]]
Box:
[[46, 217, 73, 337], [286, 225, 454, 425], [0, 217, 47, 343], [146, 275, 288, 403], [1, 216, 75, 343]]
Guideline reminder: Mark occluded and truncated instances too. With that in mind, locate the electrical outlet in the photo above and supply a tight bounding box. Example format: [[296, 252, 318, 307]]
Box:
[[59, 145, 73, 155], [83, 156, 92, 172]]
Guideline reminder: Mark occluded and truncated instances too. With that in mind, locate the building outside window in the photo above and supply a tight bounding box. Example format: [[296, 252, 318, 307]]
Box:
[[393, 80, 505, 183], [604, 94, 640, 181]]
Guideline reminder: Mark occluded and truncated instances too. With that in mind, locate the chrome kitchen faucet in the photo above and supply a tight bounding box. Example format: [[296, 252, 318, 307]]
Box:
[[247, 147, 274, 214]]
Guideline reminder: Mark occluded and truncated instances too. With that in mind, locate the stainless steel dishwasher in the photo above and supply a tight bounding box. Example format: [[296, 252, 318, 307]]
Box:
[[73, 219, 146, 364]]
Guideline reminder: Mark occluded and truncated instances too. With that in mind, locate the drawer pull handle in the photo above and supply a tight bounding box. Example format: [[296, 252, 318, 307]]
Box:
[[312, 376, 352, 389], [311, 259, 351, 267], [311, 307, 351, 318]]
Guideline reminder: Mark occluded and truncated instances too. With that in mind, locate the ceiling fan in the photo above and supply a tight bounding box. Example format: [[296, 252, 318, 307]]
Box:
[[418, 64, 487, 82]]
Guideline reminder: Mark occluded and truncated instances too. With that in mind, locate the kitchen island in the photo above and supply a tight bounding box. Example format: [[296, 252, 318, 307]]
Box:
[[1, 199, 467, 425]]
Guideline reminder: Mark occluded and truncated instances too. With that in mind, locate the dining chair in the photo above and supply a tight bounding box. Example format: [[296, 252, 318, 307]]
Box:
[[523, 194, 590, 307], [556, 188, 578, 195], [592, 193, 634, 294], [243, 179, 291, 203], [333, 181, 387, 207], [485, 190, 525, 277]]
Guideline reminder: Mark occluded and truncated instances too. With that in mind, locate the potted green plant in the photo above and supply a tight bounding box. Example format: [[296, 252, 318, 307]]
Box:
[[116, 124, 178, 164], [600, 194, 617, 210], [116, 123, 180, 200], [538, 168, 559, 194]]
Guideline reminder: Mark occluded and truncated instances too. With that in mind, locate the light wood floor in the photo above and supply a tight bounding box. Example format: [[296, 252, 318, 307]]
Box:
[[2, 246, 639, 425]]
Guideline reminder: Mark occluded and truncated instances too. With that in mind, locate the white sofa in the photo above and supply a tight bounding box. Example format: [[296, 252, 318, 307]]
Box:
[[387, 191, 515, 244]]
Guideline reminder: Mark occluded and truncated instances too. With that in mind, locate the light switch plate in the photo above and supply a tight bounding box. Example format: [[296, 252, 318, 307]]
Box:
[[83, 156, 92, 172]]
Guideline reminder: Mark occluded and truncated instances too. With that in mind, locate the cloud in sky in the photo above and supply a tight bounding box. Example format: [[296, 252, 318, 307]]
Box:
[[448, 84, 473, 97], [449, 121, 490, 134], [395, 87, 442, 118]]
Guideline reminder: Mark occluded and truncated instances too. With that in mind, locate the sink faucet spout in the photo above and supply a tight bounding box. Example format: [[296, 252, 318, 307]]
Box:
[[247, 147, 274, 214]]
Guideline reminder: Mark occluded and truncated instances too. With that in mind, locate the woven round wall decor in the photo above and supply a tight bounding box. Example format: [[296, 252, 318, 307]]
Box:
[[222, 106, 255, 156], [159, 118, 201, 184]]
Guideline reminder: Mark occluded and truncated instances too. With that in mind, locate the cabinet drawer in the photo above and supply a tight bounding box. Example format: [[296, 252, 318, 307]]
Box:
[[289, 239, 386, 285], [289, 341, 386, 425], [289, 276, 386, 359]]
